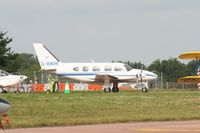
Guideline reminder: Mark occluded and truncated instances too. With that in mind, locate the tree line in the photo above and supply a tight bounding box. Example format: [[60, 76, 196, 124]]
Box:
[[0, 32, 199, 82], [0, 32, 40, 80], [119, 58, 198, 82]]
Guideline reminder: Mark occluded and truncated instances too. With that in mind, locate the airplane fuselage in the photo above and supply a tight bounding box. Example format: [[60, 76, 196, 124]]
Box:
[[56, 62, 157, 82], [0, 70, 27, 87], [34, 43, 158, 92]]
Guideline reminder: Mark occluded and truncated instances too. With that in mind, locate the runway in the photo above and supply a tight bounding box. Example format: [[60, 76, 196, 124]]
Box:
[[4, 120, 200, 133]]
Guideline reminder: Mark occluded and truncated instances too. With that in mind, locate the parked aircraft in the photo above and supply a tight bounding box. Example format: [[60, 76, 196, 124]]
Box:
[[0, 70, 27, 92], [33, 43, 157, 92], [0, 98, 10, 129]]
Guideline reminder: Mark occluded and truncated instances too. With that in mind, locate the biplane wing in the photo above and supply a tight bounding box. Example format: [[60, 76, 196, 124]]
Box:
[[178, 52, 200, 60], [177, 76, 200, 83]]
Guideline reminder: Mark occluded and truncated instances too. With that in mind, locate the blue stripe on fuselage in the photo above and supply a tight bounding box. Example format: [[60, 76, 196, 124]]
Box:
[[58, 73, 96, 76], [57, 73, 157, 77]]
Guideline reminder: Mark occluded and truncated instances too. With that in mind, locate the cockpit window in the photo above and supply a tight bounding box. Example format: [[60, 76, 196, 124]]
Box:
[[124, 64, 132, 71], [0, 70, 9, 76]]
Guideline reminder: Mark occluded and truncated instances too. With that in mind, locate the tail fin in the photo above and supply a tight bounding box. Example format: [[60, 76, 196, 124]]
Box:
[[33, 43, 59, 71]]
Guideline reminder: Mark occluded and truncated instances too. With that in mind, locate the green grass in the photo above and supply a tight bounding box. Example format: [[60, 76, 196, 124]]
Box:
[[1, 90, 200, 128]]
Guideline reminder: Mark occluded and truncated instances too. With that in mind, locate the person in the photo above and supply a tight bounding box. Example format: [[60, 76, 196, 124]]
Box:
[[28, 80, 33, 92], [48, 74, 58, 93]]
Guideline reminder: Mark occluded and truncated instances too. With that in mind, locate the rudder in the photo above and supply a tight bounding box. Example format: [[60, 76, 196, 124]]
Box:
[[33, 43, 59, 71]]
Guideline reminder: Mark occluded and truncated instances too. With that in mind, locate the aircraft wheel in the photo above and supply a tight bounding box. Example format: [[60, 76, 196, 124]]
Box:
[[116, 87, 119, 92], [104, 87, 111, 93], [141, 87, 148, 92], [46, 90, 51, 93], [2, 90, 7, 93], [112, 87, 119, 92]]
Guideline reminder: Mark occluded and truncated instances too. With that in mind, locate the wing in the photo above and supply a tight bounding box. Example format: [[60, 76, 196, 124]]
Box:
[[95, 74, 118, 83], [177, 76, 200, 83], [178, 52, 200, 60]]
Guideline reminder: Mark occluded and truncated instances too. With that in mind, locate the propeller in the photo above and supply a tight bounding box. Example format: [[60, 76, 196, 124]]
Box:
[[140, 65, 143, 87], [136, 65, 145, 88]]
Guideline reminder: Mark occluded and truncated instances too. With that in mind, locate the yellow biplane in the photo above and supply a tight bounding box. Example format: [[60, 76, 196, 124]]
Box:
[[178, 76, 200, 83], [178, 52, 200, 60], [178, 52, 200, 83]]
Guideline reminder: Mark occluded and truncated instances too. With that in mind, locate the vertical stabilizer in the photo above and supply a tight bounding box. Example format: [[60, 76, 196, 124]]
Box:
[[33, 43, 59, 71]]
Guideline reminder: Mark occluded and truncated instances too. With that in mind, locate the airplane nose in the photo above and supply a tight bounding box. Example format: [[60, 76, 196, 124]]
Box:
[[0, 98, 10, 113], [20, 75, 28, 81], [151, 72, 158, 79]]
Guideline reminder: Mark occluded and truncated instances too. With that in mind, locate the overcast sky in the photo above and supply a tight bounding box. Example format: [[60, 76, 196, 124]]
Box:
[[1, 0, 200, 65]]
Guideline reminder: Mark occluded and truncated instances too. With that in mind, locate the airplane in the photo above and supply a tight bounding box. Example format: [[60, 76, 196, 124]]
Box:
[[0, 98, 10, 129], [33, 43, 158, 92], [178, 52, 200, 83], [0, 70, 27, 93]]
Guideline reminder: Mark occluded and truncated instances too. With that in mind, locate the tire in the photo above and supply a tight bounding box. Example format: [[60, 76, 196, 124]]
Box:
[[116, 87, 119, 92], [104, 87, 111, 93], [141, 87, 148, 92], [2, 90, 7, 93], [46, 89, 51, 93], [112, 87, 119, 92]]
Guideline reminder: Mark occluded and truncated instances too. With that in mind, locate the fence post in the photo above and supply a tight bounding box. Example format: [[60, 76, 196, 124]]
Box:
[[34, 71, 36, 92], [41, 72, 44, 84], [166, 81, 169, 89], [161, 72, 163, 89]]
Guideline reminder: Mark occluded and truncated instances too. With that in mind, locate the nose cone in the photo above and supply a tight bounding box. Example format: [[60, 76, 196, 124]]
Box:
[[20, 75, 28, 82], [0, 98, 10, 113], [150, 72, 158, 80], [143, 70, 158, 80]]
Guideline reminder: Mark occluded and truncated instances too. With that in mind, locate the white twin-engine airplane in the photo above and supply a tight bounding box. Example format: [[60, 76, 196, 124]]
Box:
[[0, 70, 27, 88], [33, 43, 157, 92]]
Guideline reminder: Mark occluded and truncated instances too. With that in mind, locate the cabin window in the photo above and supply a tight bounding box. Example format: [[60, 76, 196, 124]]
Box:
[[83, 66, 89, 71], [73, 67, 79, 72], [104, 66, 112, 71], [93, 66, 100, 71], [114, 67, 122, 71]]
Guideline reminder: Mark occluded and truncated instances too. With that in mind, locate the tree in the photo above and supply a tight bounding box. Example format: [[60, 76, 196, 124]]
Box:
[[127, 61, 146, 69], [14, 53, 40, 77], [148, 59, 161, 72], [113, 61, 146, 69], [186, 60, 199, 76], [0, 32, 40, 79], [149, 58, 188, 82], [0, 32, 13, 70]]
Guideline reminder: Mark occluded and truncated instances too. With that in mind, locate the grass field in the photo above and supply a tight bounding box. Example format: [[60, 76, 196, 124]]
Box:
[[1, 90, 200, 128]]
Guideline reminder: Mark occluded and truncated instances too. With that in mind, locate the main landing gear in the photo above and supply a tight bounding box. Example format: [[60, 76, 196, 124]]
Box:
[[104, 87, 111, 93], [103, 82, 119, 93], [112, 82, 119, 92], [141, 87, 148, 92]]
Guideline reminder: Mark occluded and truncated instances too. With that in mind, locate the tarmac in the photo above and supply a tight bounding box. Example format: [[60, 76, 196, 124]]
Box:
[[4, 120, 200, 133]]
